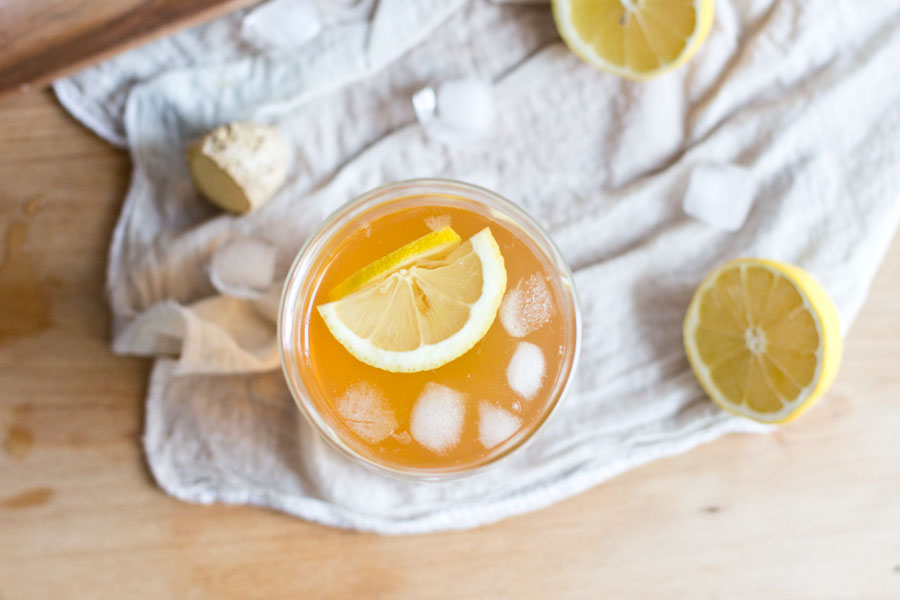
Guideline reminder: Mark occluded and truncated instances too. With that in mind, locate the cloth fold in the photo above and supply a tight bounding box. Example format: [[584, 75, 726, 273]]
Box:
[[114, 295, 280, 375], [55, 0, 900, 533]]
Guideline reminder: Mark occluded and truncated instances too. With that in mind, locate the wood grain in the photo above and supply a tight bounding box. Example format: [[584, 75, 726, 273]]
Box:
[[0, 0, 259, 97], [1, 90, 899, 599]]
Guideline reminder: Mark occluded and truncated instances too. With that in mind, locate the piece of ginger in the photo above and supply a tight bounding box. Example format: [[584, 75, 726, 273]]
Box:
[[186, 122, 289, 214]]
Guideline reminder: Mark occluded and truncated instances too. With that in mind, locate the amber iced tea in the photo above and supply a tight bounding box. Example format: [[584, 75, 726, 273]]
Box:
[[279, 180, 580, 477]]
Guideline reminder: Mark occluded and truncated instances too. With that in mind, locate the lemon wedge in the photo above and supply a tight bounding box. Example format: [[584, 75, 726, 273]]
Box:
[[684, 259, 842, 424], [326, 226, 461, 302], [552, 0, 715, 80], [318, 228, 507, 373]]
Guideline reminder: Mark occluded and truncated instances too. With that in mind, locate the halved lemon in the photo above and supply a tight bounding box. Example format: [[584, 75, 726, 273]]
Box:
[[684, 259, 842, 424], [318, 228, 507, 373], [326, 226, 461, 302], [552, 0, 715, 80]]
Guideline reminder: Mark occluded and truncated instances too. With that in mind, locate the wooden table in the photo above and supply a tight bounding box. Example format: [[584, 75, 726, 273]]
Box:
[[1, 89, 898, 600]]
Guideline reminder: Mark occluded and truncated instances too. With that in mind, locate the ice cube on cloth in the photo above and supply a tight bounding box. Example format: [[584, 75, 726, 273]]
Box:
[[241, 0, 322, 53], [413, 79, 495, 147], [683, 164, 755, 231], [209, 237, 278, 299]]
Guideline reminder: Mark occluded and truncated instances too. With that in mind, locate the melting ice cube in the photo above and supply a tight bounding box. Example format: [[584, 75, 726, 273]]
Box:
[[478, 403, 522, 449], [209, 237, 278, 299], [241, 0, 322, 53], [412, 79, 495, 148], [682, 163, 755, 231], [507, 342, 545, 400], [391, 431, 412, 445], [336, 382, 398, 444], [424, 214, 451, 231], [410, 383, 465, 454], [499, 273, 554, 338]]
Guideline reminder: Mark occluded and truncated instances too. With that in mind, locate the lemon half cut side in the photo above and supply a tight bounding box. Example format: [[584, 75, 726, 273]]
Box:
[[553, 0, 715, 80], [684, 258, 842, 424]]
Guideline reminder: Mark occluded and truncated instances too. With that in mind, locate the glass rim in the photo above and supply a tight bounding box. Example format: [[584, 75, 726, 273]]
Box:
[[277, 178, 582, 481]]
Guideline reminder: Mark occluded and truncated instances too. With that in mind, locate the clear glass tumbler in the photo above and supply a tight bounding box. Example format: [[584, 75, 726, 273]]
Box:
[[279, 178, 581, 479]]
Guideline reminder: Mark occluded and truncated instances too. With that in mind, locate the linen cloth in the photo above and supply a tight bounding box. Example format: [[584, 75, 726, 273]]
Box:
[[54, 0, 900, 533]]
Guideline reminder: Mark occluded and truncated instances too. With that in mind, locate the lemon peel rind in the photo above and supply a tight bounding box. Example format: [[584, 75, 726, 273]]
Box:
[[326, 227, 461, 302]]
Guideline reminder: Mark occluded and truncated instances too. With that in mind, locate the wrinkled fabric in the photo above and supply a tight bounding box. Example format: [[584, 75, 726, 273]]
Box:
[[55, 0, 900, 533]]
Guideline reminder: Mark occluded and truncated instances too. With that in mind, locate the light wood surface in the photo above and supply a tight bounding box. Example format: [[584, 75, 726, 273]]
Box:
[[0, 0, 258, 97], [1, 90, 899, 600]]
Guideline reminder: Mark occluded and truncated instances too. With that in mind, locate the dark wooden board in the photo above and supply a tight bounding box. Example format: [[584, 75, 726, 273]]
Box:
[[0, 0, 258, 97]]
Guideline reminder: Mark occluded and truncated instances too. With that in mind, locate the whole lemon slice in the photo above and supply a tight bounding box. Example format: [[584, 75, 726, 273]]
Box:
[[683, 259, 842, 424], [318, 228, 507, 373], [552, 0, 715, 80]]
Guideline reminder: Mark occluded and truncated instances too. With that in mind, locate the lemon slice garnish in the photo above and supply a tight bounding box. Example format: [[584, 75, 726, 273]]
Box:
[[684, 259, 843, 424], [318, 228, 507, 373], [552, 0, 715, 80], [327, 226, 461, 302]]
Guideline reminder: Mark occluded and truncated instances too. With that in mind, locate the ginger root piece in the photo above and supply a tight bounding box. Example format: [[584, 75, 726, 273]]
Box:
[[186, 122, 289, 214]]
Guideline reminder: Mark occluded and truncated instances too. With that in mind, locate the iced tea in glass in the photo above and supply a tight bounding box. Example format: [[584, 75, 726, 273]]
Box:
[[279, 179, 580, 478]]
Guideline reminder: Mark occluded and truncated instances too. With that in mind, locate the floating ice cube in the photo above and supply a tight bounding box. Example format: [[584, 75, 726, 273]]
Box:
[[209, 237, 278, 299], [499, 273, 554, 338], [478, 403, 522, 449], [424, 214, 451, 231], [507, 342, 545, 400], [241, 0, 322, 53], [410, 383, 465, 454], [412, 79, 495, 148], [336, 382, 398, 444], [391, 431, 412, 445], [683, 164, 755, 231]]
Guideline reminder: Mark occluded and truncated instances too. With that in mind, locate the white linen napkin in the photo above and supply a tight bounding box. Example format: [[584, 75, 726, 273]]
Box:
[[55, 0, 900, 533]]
